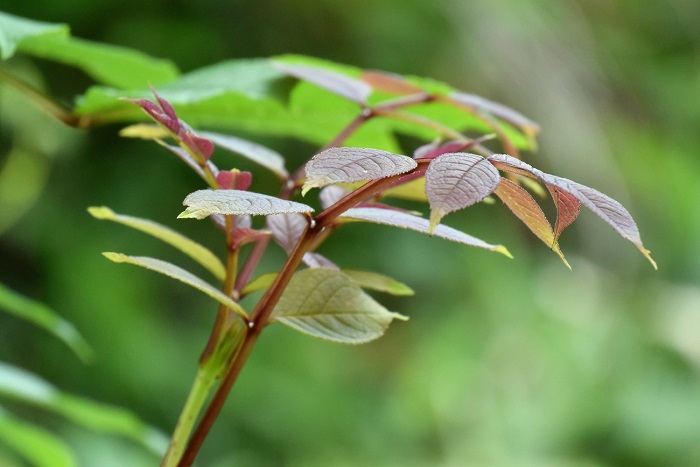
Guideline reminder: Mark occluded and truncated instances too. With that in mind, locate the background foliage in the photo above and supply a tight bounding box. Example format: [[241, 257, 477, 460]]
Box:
[[1, 0, 699, 465]]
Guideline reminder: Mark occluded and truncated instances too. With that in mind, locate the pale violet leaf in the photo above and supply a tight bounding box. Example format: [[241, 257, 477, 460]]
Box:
[[425, 152, 500, 230], [340, 207, 512, 257], [302, 147, 417, 195], [450, 91, 540, 141], [270, 268, 407, 344], [302, 252, 339, 269], [198, 131, 288, 178], [272, 61, 372, 103], [319, 185, 350, 210], [267, 213, 308, 254], [180, 189, 313, 219]]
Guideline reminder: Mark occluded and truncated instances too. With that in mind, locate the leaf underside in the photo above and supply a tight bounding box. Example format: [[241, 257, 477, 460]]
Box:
[[270, 268, 407, 344]]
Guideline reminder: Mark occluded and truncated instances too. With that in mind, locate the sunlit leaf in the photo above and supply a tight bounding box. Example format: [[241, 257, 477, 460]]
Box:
[[342, 270, 415, 296], [102, 253, 247, 318], [198, 131, 288, 179], [302, 147, 417, 195], [489, 154, 656, 268], [495, 177, 570, 268], [88, 206, 226, 281], [0, 11, 67, 60], [425, 152, 500, 230], [270, 268, 407, 344], [0, 283, 93, 362], [0, 362, 167, 456], [273, 60, 372, 104], [0, 407, 77, 467], [179, 189, 314, 219], [340, 207, 512, 257]]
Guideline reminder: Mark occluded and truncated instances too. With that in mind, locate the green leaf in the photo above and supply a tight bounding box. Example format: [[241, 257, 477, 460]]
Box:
[[0, 407, 77, 467], [241, 272, 278, 297], [0, 283, 94, 363], [102, 253, 247, 319], [0, 11, 67, 60], [270, 268, 407, 344], [342, 270, 415, 296], [179, 189, 314, 219], [88, 206, 225, 281], [0, 362, 167, 456]]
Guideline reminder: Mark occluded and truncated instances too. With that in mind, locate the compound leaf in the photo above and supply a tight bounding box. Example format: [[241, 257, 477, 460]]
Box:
[[495, 177, 570, 268], [88, 206, 225, 281], [425, 152, 500, 230], [270, 268, 407, 344], [302, 147, 417, 195], [179, 189, 313, 219], [489, 154, 656, 268], [102, 253, 247, 318], [340, 207, 511, 257]]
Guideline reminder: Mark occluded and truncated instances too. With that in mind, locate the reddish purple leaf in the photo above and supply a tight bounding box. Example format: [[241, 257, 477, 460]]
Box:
[[231, 228, 271, 249], [425, 153, 500, 230], [302, 147, 417, 195], [217, 170, 253, 191], [340, 207, 511, 257], [360, 70, 424, 95], [495, 177, 570, 268], [273, 61, 372, 104]]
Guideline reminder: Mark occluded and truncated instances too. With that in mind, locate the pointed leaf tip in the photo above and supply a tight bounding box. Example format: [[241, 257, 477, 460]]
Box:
[[495, 245, 514, 259]]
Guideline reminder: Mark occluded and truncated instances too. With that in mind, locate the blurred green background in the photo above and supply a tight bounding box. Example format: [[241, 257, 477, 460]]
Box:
[[1, 0, 699, 465]]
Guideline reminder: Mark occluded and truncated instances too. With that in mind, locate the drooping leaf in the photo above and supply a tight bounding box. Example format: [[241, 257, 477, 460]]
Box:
[[0, 407, 77, 467], [179, 189, 314, 220], [0, 283, 93, 363], [198, 131, 289, 179], [342, 270, 415, 296], [0, 362, 167, 456], [266, 213, 308, 254], [425, 152, 500, 230], [270, 268, 407, 344], [102, 253, 247, 318], [302, 147, 417, 195], [489, 154, 656, 268], [302, 252, 339, 269], [547, 185, 581, 242], [273, 60, 372, 104], [340, 207, 512, 257], [494, 178, 570, 268], [360, 70, 424, 95], [88, 206, 226, 281]]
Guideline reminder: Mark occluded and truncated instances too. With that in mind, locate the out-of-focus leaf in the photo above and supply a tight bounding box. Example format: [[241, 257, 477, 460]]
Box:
[[0, 147, 51, 234], [267, 213, 308, 254], [0, 407, 77, 467], [0, 12, 177, 88], [489, 154, 656, 268], [319, 185, 350, 209], [494, 177, 570, 268], [241, 273, 277, 297], [270, 268, 407, 344], [88, 206, 226, 281], [450, 91, 540, 146], [342, 270, 415, 296], [302, 252, 339, 270], [0, 283, 93, 363], [340, 207, 512, 257], [198, 131, 289, 179], [102, 253, 247, 318], [273, 60, 372, 104], [360, 70, 424, 95], [0, 362, 167, 456], [382, 177, 428, 202], [302, 147, 417, 195], [425, 152, 500, 230], [179, 190, 314, 219], [0, 12, 67, 60]]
